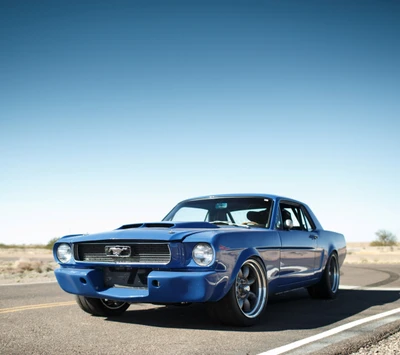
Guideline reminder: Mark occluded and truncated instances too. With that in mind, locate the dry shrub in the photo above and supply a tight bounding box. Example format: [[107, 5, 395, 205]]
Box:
[[33, 261, 44, 273], [1, 259, 57, 277], [14, 260, 44, 274], [45, 264, 55, 272]]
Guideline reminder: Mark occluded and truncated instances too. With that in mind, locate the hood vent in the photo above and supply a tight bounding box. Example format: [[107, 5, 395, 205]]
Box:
[[117, 223, 174, 230], [117, 221, 218, 230]]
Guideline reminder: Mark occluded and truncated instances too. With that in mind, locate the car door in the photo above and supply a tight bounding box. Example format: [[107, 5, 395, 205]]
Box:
[[277, 202, 318, 286]]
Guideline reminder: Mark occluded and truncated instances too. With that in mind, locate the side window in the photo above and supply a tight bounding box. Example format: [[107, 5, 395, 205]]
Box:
[[300, 207, 315, 231], [279, 204, 301, 229], [283, 207, 301, 229], [279, 202, 313, 231]]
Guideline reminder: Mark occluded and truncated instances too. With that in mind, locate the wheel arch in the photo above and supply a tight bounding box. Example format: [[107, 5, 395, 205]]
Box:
[[220, 248, 267, 300], [315, 244, 339, 282]]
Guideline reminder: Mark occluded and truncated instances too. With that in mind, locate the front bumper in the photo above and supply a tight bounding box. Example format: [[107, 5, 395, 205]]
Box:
[[55, 267, 224, 303]]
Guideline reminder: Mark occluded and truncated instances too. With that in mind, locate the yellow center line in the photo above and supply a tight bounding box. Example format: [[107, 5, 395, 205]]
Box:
[[0, 301, 76, 314]]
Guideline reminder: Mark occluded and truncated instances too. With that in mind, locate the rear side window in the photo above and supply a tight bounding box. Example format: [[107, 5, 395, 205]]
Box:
[[300, 207, 315, 231]]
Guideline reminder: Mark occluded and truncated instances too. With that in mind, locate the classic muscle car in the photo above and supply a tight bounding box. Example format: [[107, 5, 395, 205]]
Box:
[[53, 194, 346, 326]]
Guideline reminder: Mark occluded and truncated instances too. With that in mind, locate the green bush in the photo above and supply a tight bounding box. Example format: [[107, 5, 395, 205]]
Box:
[[370, 230, 397, 246], [46, 237, 59, 250]]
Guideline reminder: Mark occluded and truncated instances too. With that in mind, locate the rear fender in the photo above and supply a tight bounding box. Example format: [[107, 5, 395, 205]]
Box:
[[316, 231, 347, 273]]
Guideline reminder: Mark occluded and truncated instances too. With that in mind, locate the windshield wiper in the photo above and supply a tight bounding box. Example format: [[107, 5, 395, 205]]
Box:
[[210, 221, 249, 229]]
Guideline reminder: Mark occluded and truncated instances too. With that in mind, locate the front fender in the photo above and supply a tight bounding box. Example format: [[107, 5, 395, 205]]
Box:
[[217, 247, 264, 301]]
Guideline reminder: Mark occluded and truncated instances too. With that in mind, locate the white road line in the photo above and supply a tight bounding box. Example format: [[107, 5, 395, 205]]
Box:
[[258, 307, 400, 355], [0, 281, 57, 287], [340, 285, 400, 291]]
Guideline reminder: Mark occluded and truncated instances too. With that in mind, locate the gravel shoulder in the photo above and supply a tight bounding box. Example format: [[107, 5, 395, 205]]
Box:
[[351, 331, 400, 355], [349, 321, 400, 355]]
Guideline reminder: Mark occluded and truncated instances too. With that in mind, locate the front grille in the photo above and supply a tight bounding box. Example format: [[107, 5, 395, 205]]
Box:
[[74, 242, 171, 264]]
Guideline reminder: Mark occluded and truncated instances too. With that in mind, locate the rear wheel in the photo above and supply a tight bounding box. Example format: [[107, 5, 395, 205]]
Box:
[[207, 258, 268, 326], [76, 296, 130, 316], [308, 252, 340, 299]]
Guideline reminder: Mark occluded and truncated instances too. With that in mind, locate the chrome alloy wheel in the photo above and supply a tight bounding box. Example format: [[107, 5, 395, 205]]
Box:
[[100, 299, 127, 310], [235, 259, 267, 318], [328, 254, 339, 293]]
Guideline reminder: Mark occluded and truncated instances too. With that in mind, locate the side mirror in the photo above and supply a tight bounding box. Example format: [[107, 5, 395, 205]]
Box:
[[284, 219, 293, 230]]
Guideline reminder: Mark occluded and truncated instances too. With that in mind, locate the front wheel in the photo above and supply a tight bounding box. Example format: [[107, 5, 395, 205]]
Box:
[[76, 296, 130, 316], [308, 252, 340, 299], [207, 258, 268, 326]]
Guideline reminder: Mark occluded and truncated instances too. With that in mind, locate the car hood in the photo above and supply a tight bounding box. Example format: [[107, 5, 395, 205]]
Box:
[[59, 222, 220, 243]]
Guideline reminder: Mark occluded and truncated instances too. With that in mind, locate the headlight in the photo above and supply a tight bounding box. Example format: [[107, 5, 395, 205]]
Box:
[[192, 243, 214, 266], [56, 243, 72, 263]]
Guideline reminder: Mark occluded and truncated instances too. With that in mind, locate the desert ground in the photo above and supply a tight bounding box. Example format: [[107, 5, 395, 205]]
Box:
[[345, 242, 400, 264], [0, 247, 56, 285], [0, 243, 399, 285]]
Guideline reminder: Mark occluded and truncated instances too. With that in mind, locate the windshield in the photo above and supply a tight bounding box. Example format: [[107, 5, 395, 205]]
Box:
[[163, 197, 273, 228]]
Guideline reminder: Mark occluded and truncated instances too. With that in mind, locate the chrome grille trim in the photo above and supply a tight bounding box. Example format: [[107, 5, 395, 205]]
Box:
[[74, 242, 171, 264]]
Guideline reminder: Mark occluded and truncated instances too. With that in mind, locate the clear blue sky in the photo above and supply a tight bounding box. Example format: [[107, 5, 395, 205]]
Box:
[[1, 0, 399, 244]]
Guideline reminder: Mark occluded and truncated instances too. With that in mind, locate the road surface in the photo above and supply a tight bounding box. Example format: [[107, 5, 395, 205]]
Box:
[[1, 264, 399, 355]]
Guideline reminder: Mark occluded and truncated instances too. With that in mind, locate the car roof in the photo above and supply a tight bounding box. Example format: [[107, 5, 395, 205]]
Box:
[[180, 193, 303, 205]]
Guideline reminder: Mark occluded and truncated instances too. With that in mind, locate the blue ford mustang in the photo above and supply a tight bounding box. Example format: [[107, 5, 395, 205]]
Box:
[[53, 194, 346, 326]]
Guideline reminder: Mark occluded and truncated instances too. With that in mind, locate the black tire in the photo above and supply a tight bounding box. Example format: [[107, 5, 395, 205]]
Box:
[[207, 258, 268, 327], [308, 252, 340, 299], [75, 296, 130, 316]]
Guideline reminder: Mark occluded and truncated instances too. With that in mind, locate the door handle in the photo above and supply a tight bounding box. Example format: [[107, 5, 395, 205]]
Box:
[[309, 234, 318, 240]]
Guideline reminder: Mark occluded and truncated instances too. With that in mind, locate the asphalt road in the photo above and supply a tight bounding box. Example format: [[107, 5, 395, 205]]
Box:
[[1, 264, 400, 355]]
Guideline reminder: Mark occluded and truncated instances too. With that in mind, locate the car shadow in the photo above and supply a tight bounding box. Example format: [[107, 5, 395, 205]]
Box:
[[104, 288, 400, 331]]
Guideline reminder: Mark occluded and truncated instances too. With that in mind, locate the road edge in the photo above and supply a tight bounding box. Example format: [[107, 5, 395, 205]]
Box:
[[310, 319, 400, 355]]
